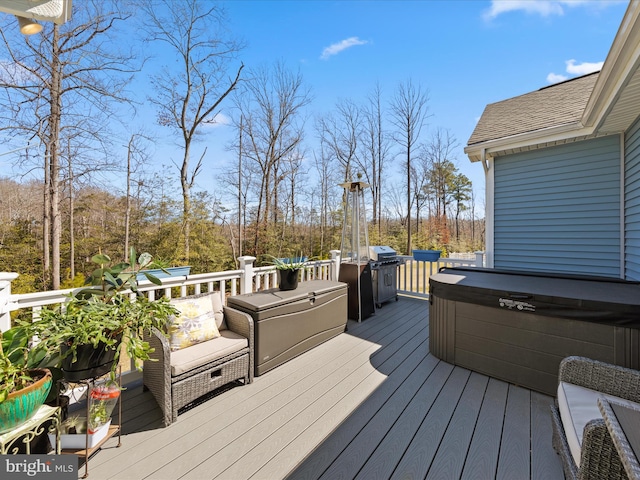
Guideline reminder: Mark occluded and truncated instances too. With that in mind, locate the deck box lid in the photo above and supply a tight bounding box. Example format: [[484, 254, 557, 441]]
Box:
[[429, 267, 640, 327], [227, 280, 347, 316]]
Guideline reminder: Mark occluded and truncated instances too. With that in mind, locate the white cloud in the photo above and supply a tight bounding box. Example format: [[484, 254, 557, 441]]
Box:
[[484, 1, 564, 20], [547, 72, 568, 83], [320, 37, 368, 60], [483, 0, 620, 21], [204, 112, 231, 128], [546, 59, 603, 84], [565, 59, 603, 75], [0, 60, 33, 84]]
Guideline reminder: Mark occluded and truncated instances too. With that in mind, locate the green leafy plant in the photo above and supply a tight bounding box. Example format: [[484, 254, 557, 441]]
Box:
[[89, 401, 110, 430], [23, 248, 179, 380], [146, 257, 172, 269], [59, 415, 86, 435], [0, 327, 50, 402], [264, 254, 308, 271]]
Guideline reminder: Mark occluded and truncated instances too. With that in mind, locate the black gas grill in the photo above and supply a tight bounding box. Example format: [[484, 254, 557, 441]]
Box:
[[369, 246, 399, 307]]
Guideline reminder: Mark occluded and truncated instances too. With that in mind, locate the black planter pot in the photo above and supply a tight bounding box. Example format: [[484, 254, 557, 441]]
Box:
[[278, 269, 300, 291], [61, 335, 122, 382]]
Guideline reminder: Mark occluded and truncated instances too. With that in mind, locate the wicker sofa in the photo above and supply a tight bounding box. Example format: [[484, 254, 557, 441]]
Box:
[[143, 292, 254, 426], [550, 356, 640, 480]]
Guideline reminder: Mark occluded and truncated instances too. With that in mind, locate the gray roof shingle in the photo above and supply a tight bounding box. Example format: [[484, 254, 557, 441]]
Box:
[[467, 72, 599, 146]]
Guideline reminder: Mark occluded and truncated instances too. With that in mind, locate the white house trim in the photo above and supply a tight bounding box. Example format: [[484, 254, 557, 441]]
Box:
[[582, 2, 640, 131], [482, 149, 495, 268], [620, 133, 626, 279]]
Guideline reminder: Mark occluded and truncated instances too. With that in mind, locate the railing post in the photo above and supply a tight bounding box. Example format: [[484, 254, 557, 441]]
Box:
[[238, 256, 256, 294], [474, 251, 484, 267], [0, 272, 19, 332], [330, 250, 341, 281]]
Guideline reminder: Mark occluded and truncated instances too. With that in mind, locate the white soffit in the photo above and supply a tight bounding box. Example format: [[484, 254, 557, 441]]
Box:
[[597, 68, 640, 134], [0, 0, 71, 25]]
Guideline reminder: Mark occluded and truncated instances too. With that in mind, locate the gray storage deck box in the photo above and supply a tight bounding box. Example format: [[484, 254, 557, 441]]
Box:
[[429, 267, 640, 395], [227, 280, 348, 376]]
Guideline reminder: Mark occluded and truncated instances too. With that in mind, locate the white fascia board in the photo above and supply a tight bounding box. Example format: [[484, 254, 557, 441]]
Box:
[[464, 121, 588, 162]]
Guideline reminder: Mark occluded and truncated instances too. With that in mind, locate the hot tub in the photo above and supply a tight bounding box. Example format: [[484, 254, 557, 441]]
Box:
[[429, 267, 640, 395]]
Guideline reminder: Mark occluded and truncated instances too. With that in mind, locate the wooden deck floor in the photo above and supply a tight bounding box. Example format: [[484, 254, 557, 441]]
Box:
[[84, 296, 565, 480]]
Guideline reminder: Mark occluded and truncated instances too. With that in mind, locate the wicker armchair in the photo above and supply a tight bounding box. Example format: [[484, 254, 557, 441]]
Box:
[[550, 356, 640, 480], [143, 296, 254, 427]]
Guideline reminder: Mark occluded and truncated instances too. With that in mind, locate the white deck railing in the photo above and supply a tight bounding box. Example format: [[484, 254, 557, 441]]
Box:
[[0, 253, 341, 332], [397, 251, 485, 298], [0, 250, 484, 330], [0, 250, 483, 377]]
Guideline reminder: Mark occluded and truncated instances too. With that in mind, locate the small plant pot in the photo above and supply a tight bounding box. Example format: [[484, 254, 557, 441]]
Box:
[[49, 419, 112, 449], [0, 369, 52, 434], [278, 269, 300, 291]]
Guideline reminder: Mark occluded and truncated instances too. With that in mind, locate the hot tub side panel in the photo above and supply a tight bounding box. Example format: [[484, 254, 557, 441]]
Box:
[[429, 295, 455, 363], [429, 297, 640, 396]]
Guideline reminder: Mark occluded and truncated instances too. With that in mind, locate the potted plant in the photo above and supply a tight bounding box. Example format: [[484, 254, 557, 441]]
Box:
[[0, 328, 52, 433], [51, 414, 111, 449], [266, 255, 308, 291], [412, 249, 442, 262], [48, 381, 120, 449], [136, 257, 191, 281], [25, 248, 179, 382]]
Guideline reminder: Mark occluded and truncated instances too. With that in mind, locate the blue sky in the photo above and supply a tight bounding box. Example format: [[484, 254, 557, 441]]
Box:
[[0, 0, 630, 217], [208, 0, 628, 210]]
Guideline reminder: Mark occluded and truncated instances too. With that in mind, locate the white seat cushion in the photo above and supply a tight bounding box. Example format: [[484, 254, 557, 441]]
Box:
[[170, 330, 248, 377], [558, 381, 640, 467]]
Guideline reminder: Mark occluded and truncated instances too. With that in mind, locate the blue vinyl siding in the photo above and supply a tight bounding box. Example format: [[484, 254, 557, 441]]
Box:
[[494, 135, 621, 277], [625, 116, 640, 280]]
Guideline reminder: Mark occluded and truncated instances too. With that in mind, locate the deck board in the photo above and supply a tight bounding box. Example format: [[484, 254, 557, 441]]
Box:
[[82, 295, 565, 480], [460, 378, 508, 480], [390, 367, 471, 479], [497, 385, 531, 480], [352, 359, 451, 480], [426, 372, 490, 480]]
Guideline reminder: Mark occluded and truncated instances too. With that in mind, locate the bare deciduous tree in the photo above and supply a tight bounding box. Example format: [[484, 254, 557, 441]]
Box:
[[389, 79, 430, 255], [123, 132, 155, 260], [143, 0, 243, 263], [426, 128, 459, 245], [316, 98, 361, 183], [361, 83, 391, 238], [0, 1, 140, 289], [312, 143, 339, 256], [234, 61, 311, 257]]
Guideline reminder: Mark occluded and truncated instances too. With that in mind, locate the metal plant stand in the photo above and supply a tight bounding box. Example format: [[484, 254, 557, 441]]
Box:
[[61, 366, 122, 479], [0, 404, 61, 454]]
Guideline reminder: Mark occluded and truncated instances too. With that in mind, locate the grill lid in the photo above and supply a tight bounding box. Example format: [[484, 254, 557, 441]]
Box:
[[369, 246, 397, 261]]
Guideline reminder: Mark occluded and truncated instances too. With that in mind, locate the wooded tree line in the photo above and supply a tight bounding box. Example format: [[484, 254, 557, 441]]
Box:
[[0, 1, 484, 293]]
